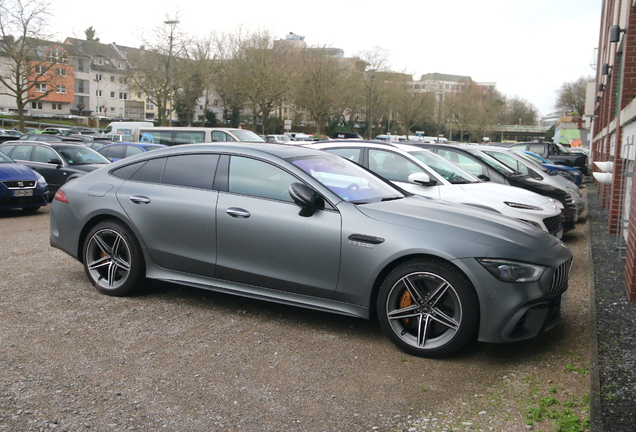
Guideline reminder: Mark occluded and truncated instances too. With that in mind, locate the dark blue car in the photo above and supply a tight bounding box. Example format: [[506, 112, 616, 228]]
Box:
[[0, 151, 49, 212], [522, 150, 583, 186], [97, 142, 168, 162]]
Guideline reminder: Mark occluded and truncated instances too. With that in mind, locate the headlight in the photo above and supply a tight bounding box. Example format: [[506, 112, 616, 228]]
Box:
[[478, 259, 545, 283], [567, 186, 582, 198], [504, 201, 542, 211], [35, 172, 47, 186], [550, 198, 564, 209]]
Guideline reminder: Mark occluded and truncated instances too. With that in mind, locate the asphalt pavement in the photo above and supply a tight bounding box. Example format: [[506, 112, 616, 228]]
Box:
[[0, 196, 593, 431]]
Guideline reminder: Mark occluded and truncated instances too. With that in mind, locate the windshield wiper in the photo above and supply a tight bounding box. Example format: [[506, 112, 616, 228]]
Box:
[[381, 196, 403, 202]]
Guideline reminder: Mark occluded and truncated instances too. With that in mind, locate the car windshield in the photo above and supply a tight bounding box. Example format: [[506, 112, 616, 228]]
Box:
[[407, 150, 478, 184], [233, 130, 266, 142], [0, 151, 14, 163], [290, 154, 404, 204], [56, 145, 111, 165], [470, 149, 520, 175]]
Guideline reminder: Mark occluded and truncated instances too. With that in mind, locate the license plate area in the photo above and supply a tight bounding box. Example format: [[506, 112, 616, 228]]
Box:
[[13, 190, 33, 197]]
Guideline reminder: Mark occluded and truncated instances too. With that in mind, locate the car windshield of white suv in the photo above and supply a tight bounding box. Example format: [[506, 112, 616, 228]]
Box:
[[291, 154, 404, 203], [408, 150, 479, 184], [57, 146, 111, 165], [0, 151, 14, 163]]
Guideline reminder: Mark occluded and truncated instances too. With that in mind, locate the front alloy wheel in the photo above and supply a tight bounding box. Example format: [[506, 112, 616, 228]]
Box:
[[83, 220, 145, 296], [378, 259, 479, 358]]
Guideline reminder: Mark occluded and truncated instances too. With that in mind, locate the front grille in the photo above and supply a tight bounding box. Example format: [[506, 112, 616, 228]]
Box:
[[563, 193, 577, 210], [2, 180, 36, 189], [550, 257, 572, 295], [543, 214, 563, 236]]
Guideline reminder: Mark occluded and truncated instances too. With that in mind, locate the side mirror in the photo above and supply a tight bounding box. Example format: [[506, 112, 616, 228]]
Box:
[[408, 172, 437, 186], [289, 182, 322, 217], [47, 158, 62, 165], [477, 174, 490, 182]]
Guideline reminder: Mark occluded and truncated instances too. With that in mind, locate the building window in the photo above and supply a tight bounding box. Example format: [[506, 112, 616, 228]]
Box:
[[117, 62, 125, 70], [110, 76, 115, 83], [31, 102, 43, 110], [34, 65, 45, 74], [55, 68, 66, 77], [119, 93, 128, 100], [78, 59, 85, 72], [36, 84, 47, 93], [97, 106, 104, 113], [110, 91, 115, 99], [95, 74, 102, 81], [56, 85, 67, 94], [94, 57, 103, 66], [77, 80, 87, 93], [96, 90, 102, 97], [146, 99, 154, 110], [138, 93, 142, 99], [118, 77, 128, 84], [110, 107, 115, 113], [52, 103, 63, 111], [47, 48, 67, 64]]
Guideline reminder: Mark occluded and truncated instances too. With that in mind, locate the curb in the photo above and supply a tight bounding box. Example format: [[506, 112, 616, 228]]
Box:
[[587, 184, 603, 432]]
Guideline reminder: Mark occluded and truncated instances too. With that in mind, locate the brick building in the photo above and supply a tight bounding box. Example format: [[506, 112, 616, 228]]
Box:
[[592, 0, 636, 301]]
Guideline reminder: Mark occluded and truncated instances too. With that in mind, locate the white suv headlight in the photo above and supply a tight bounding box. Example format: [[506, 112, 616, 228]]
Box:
[[504, 201, 542, 211]]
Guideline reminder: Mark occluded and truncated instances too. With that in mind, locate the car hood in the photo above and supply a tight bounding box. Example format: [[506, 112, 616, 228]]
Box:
[[355, 196, 559, 251], [0, 162, 38, 180], [453, 182, 556, 208], [506, 174, 568, 198]]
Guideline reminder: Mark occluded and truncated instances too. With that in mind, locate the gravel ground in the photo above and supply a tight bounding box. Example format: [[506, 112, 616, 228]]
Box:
[[0, 194, 592, 432], [588, 183, 636, 432]]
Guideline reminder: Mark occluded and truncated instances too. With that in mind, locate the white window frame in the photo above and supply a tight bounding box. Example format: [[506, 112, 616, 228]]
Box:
[[96, 90, 102, 97], [119, 92, 128, 100], [31, 101, 43, 110], [51, 103, 63, 111], [55, 68, 66, 77], [95, 74, 102, 81], [35, 83, 47, 93], [56, 85, 67, 94]]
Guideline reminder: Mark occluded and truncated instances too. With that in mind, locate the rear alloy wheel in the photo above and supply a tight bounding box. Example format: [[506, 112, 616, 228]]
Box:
[[377, 258, 479, 358], [83, 220, 145, 296]]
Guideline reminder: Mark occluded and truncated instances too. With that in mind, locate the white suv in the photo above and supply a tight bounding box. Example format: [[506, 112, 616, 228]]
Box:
[[307, 141, 565, 238]]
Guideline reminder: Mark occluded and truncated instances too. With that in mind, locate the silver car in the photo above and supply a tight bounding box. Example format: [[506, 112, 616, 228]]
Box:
[[49, 143, 573, 358]]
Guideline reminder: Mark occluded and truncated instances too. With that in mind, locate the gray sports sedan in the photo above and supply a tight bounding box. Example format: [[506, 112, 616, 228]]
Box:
[[49, 143, 573, 358]]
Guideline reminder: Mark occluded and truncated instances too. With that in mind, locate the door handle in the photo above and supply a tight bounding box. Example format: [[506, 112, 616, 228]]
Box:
[[226, 207, 250, 218], [130, 195, 151, 204]]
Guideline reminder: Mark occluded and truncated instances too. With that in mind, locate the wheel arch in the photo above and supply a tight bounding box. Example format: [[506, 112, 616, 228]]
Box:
[[368, 253, 481, 323]]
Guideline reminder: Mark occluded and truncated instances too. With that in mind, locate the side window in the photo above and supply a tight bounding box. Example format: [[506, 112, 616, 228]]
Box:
[[111, 162, 144, 179], [129, 157, 166, 183], [324, 148, 362, 163], [438, 150, 485, 177], [174, 132, 205, 144], [228, 156, 296, 202], [528, 144, 544, 154], [368, 149, 421, 182], [10, 145, 33, 161], [108, 145, 126, 160], [125, 145, 143, 157], [212, 131, 234, 142], [33, 146, 58, 163], [162, 154, 219, 189]]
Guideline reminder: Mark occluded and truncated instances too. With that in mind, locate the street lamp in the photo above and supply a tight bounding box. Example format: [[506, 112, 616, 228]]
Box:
[[369, 70, 376, 140], [164, 19, 179, 125]]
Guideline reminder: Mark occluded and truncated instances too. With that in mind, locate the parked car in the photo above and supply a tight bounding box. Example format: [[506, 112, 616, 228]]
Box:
[[520, 151, 583, 186], [507, 141, 591, 175], [307, 141, 565, 237], [477, 146, 585, 217], [331, 131, 363, 140], [97, 142, 168, 161], [415, 143, 579, 232], [43, 127, 71, 135], [18, 133, 83, 143], [0, 141, 111, 199], [49, 143, 573, 358], [103, 133, 135, 142], [0, 150, 49, 212], [264, 134, 293, 144]]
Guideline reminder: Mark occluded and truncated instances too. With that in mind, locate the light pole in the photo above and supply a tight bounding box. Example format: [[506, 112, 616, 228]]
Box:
[[164, 19, 179, 126], [369, 71, 376, 140]]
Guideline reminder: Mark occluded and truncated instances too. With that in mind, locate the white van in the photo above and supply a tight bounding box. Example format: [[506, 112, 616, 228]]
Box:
[[135, 127, 264, 145], [103, 121, 154, 136]]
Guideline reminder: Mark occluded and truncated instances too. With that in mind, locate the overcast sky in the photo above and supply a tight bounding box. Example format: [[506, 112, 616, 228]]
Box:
[[51, 0, 601, 118]]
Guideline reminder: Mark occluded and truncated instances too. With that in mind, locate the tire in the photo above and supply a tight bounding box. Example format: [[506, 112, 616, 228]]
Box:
[[83, 220, 145, 296], [377, 258, 479, 358]]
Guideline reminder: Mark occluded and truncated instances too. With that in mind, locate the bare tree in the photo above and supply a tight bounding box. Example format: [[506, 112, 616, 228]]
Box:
[[554, 76, 593, 116], [387, 73, 435, 136], [214, 27, 297, 133], [0, 0, 66, 130], [498, 95, 539, 125]]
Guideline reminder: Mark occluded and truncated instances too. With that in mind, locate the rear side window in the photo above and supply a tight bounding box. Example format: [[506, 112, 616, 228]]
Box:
[[10, 145, 34, 161], [162, 154, 219, 189], [130, 157, 166, 183], [125, 145, 143, 157]]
